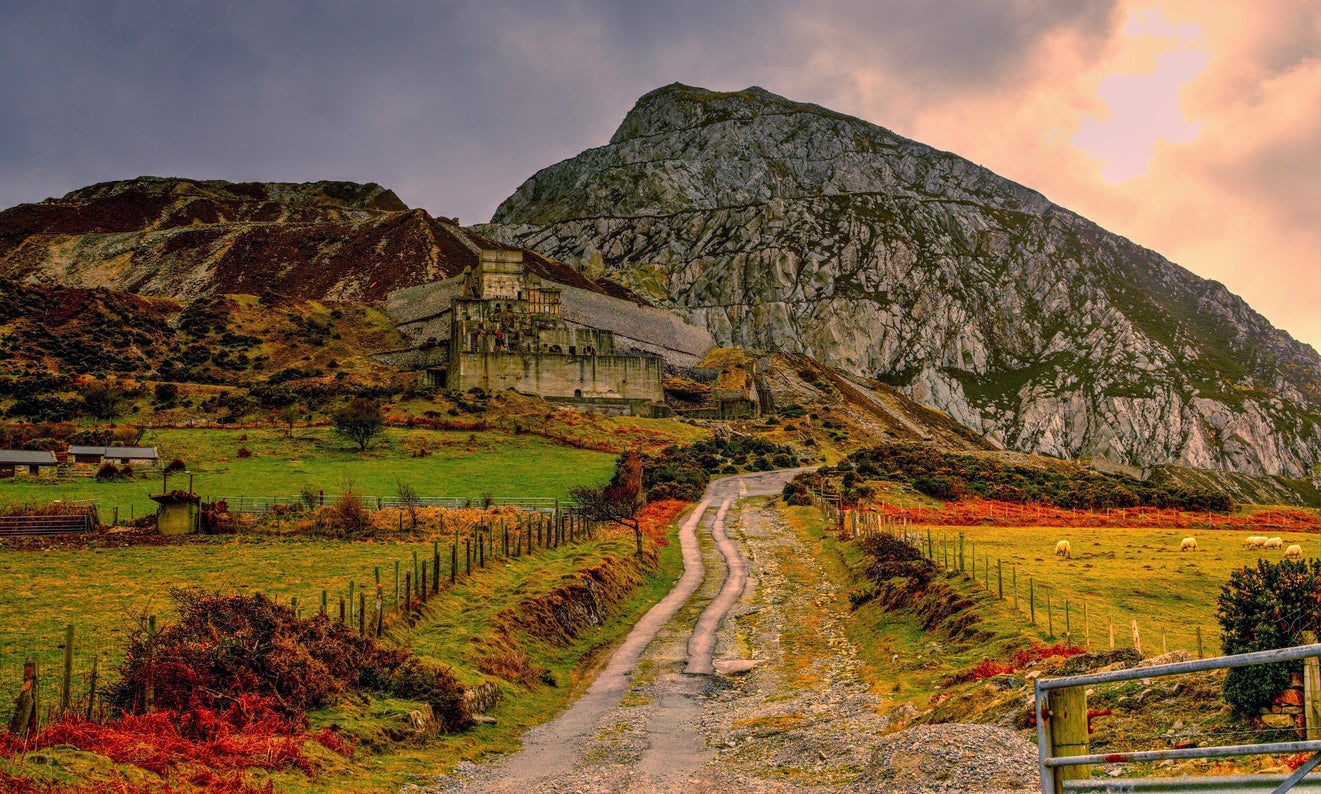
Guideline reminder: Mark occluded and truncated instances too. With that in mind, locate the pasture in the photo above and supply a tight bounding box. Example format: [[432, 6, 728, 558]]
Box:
[[0, 426, 618, 522], [925, 523, 1320, 655]]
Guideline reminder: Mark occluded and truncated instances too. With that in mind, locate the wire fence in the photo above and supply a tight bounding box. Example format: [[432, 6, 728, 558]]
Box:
[[0, 505, 601, 735], [840, 507, 1216, 658], [213, 494, 575, 515]]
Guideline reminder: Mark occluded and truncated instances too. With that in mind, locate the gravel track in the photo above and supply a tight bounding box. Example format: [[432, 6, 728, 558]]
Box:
[[417, 471, 1037, 793]]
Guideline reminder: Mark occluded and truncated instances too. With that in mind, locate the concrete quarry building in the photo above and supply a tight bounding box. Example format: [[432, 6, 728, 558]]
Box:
[[385, 249, 712, 415]]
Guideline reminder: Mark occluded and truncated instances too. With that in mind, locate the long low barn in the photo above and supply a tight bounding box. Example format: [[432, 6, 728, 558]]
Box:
[[67, 446, 159, 466], [0, 450, 58, 477]]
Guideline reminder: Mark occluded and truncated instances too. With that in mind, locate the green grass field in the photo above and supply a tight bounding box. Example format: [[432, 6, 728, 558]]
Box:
[[923, 524, 1319, 655], [0, 427, 618, 521]]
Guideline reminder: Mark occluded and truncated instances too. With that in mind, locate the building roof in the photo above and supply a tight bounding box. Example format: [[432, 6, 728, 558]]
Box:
[[68, 446, 159, 459], [0, 450, 58, 465]]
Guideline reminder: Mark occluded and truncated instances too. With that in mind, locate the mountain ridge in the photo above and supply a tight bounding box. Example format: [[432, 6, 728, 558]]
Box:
[[482, 83, 1321, 478], [0, 175, 633, 304]]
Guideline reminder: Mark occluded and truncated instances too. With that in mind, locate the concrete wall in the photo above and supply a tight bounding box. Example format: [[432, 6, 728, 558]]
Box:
[[559, 284, 712, 367], [450, 351, 663, 401], [387, 276, 713, 368]]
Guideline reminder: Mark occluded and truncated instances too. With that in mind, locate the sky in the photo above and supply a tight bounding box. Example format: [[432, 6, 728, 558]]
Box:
[[2, 1, 1317, 350]]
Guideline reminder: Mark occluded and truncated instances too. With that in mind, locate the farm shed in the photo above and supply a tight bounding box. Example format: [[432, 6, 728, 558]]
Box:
[[68, 446, 160, 466], [0, 450, 58, 478]]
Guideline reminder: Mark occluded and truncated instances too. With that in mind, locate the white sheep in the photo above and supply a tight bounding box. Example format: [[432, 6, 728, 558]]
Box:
[[1055, 540, 1071, 559], [1263, 537, 1284, 549], [1180, 537, 1198, 552], [1284, 544, 1304, 560], [1244, 536, 1267, 548]]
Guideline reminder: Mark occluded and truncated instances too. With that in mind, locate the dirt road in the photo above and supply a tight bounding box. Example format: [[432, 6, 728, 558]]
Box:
[[423, 470, 1037, 793]]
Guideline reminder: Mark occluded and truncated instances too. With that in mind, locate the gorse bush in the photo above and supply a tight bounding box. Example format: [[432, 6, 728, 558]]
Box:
[[110, 589, 471, 731], [1216, 558, 1321, 718]]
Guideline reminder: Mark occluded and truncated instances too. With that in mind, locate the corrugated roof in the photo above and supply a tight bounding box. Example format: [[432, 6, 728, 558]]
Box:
[[68, 446, 159, 458], [0, 450, 58, 465]]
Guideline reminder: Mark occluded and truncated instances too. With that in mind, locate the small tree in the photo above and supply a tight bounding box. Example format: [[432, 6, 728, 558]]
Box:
[[278, 404, 302, 439], [81, 379, 126, 423], [1217, 558, 1321, 718], [332, 398, 384, 452], [571, 450, 646, 556]]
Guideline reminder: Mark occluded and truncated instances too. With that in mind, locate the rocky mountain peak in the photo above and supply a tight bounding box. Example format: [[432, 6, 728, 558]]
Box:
[[483, 84, 1321, 478], [608, 83, 833, 145]]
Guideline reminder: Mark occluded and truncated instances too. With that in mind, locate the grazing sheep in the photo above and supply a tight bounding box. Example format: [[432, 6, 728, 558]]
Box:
[[1180, 537, 1198, 552], [1284, 544, 1304, 560], [1244, 536, 1268, 548], [1055, 540, 1071, 559], [1263, 537, 1284, 549]]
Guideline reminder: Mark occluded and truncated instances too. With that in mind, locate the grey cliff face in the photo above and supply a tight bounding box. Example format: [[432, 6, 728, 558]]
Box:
[[483, 83, 1321, 478]]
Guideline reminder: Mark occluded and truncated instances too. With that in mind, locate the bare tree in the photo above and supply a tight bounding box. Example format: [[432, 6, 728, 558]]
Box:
[[396, 480, 422, 529], [570, 450, 646, 556]]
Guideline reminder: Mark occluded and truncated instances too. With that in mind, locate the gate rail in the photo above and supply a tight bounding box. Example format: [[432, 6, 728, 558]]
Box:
[[0, 514, 92, 536], [1038, 643, 1321, 793]]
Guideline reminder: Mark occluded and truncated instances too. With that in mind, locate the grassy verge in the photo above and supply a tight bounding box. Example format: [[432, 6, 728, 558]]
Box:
[[778, 504, 1039, 709], [275, 515, 688, 792]]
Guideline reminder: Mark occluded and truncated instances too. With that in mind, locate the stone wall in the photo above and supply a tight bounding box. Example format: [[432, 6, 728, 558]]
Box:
[[450, 351, 663, 401]]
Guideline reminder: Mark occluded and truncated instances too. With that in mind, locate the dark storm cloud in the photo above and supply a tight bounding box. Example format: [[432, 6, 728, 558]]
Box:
[[0, 0, 1121, 224]]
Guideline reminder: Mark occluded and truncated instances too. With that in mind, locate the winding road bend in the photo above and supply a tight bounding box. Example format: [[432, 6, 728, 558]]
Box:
[[424, 469, 1038, 793]]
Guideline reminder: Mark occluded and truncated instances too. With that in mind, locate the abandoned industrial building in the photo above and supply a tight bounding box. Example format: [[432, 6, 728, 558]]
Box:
[[384, 249, 692, 415]]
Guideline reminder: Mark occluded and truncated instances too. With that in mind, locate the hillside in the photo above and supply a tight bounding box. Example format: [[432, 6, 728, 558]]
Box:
[[481, 83, 1321, 479], [0, 176, 628, 303]]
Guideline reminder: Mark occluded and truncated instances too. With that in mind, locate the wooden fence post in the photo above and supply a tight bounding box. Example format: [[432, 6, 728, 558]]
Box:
[[432, 542, 441, 595], [1131, 620, 1141, 655], [61, 623, 74, 714], [1304, 631, 1321, 741], [405, 572, 412, 615], [1047, 589, 1054, 638], [375, 585, 384, 637], [85, 655, 99, 721], [1045, 685, 1090, 791], [1109, 622, 1114, 650], [451, 542, 458, 583], [8, 660, 38, 738], [1030, 578, 1036, 625], [997, 559, 1003, 600], [1196, 626, 1204, 659], [358, 593, 366, 636]]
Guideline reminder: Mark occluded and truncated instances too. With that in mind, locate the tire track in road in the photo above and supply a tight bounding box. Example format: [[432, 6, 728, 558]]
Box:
[[432, 470, 808, 793]]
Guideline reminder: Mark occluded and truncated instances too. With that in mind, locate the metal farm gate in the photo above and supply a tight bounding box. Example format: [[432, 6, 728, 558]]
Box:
[[1038, 643, 1321, 793], [0, 513, 93, 537]]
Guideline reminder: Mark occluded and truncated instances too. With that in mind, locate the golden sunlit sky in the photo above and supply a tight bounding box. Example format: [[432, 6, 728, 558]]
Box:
[[2, 1, 1317, 349]]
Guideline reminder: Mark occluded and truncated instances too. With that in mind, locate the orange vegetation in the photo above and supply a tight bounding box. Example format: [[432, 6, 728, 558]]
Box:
[[861, 499, 1321, 532]]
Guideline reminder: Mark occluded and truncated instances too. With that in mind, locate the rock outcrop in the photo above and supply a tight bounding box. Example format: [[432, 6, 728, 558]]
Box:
[[482, 83, 1321, 477]]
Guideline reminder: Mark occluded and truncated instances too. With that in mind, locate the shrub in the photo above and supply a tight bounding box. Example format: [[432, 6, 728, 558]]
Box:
[[1217, 558, 1321, 718], [95, 462, 120, 481], [119, 463, 135, 480], [164, 458, 187, 474], [309, 493, 372, 538], [236, 446, 253, 459], [108, 589, 471, 731]]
